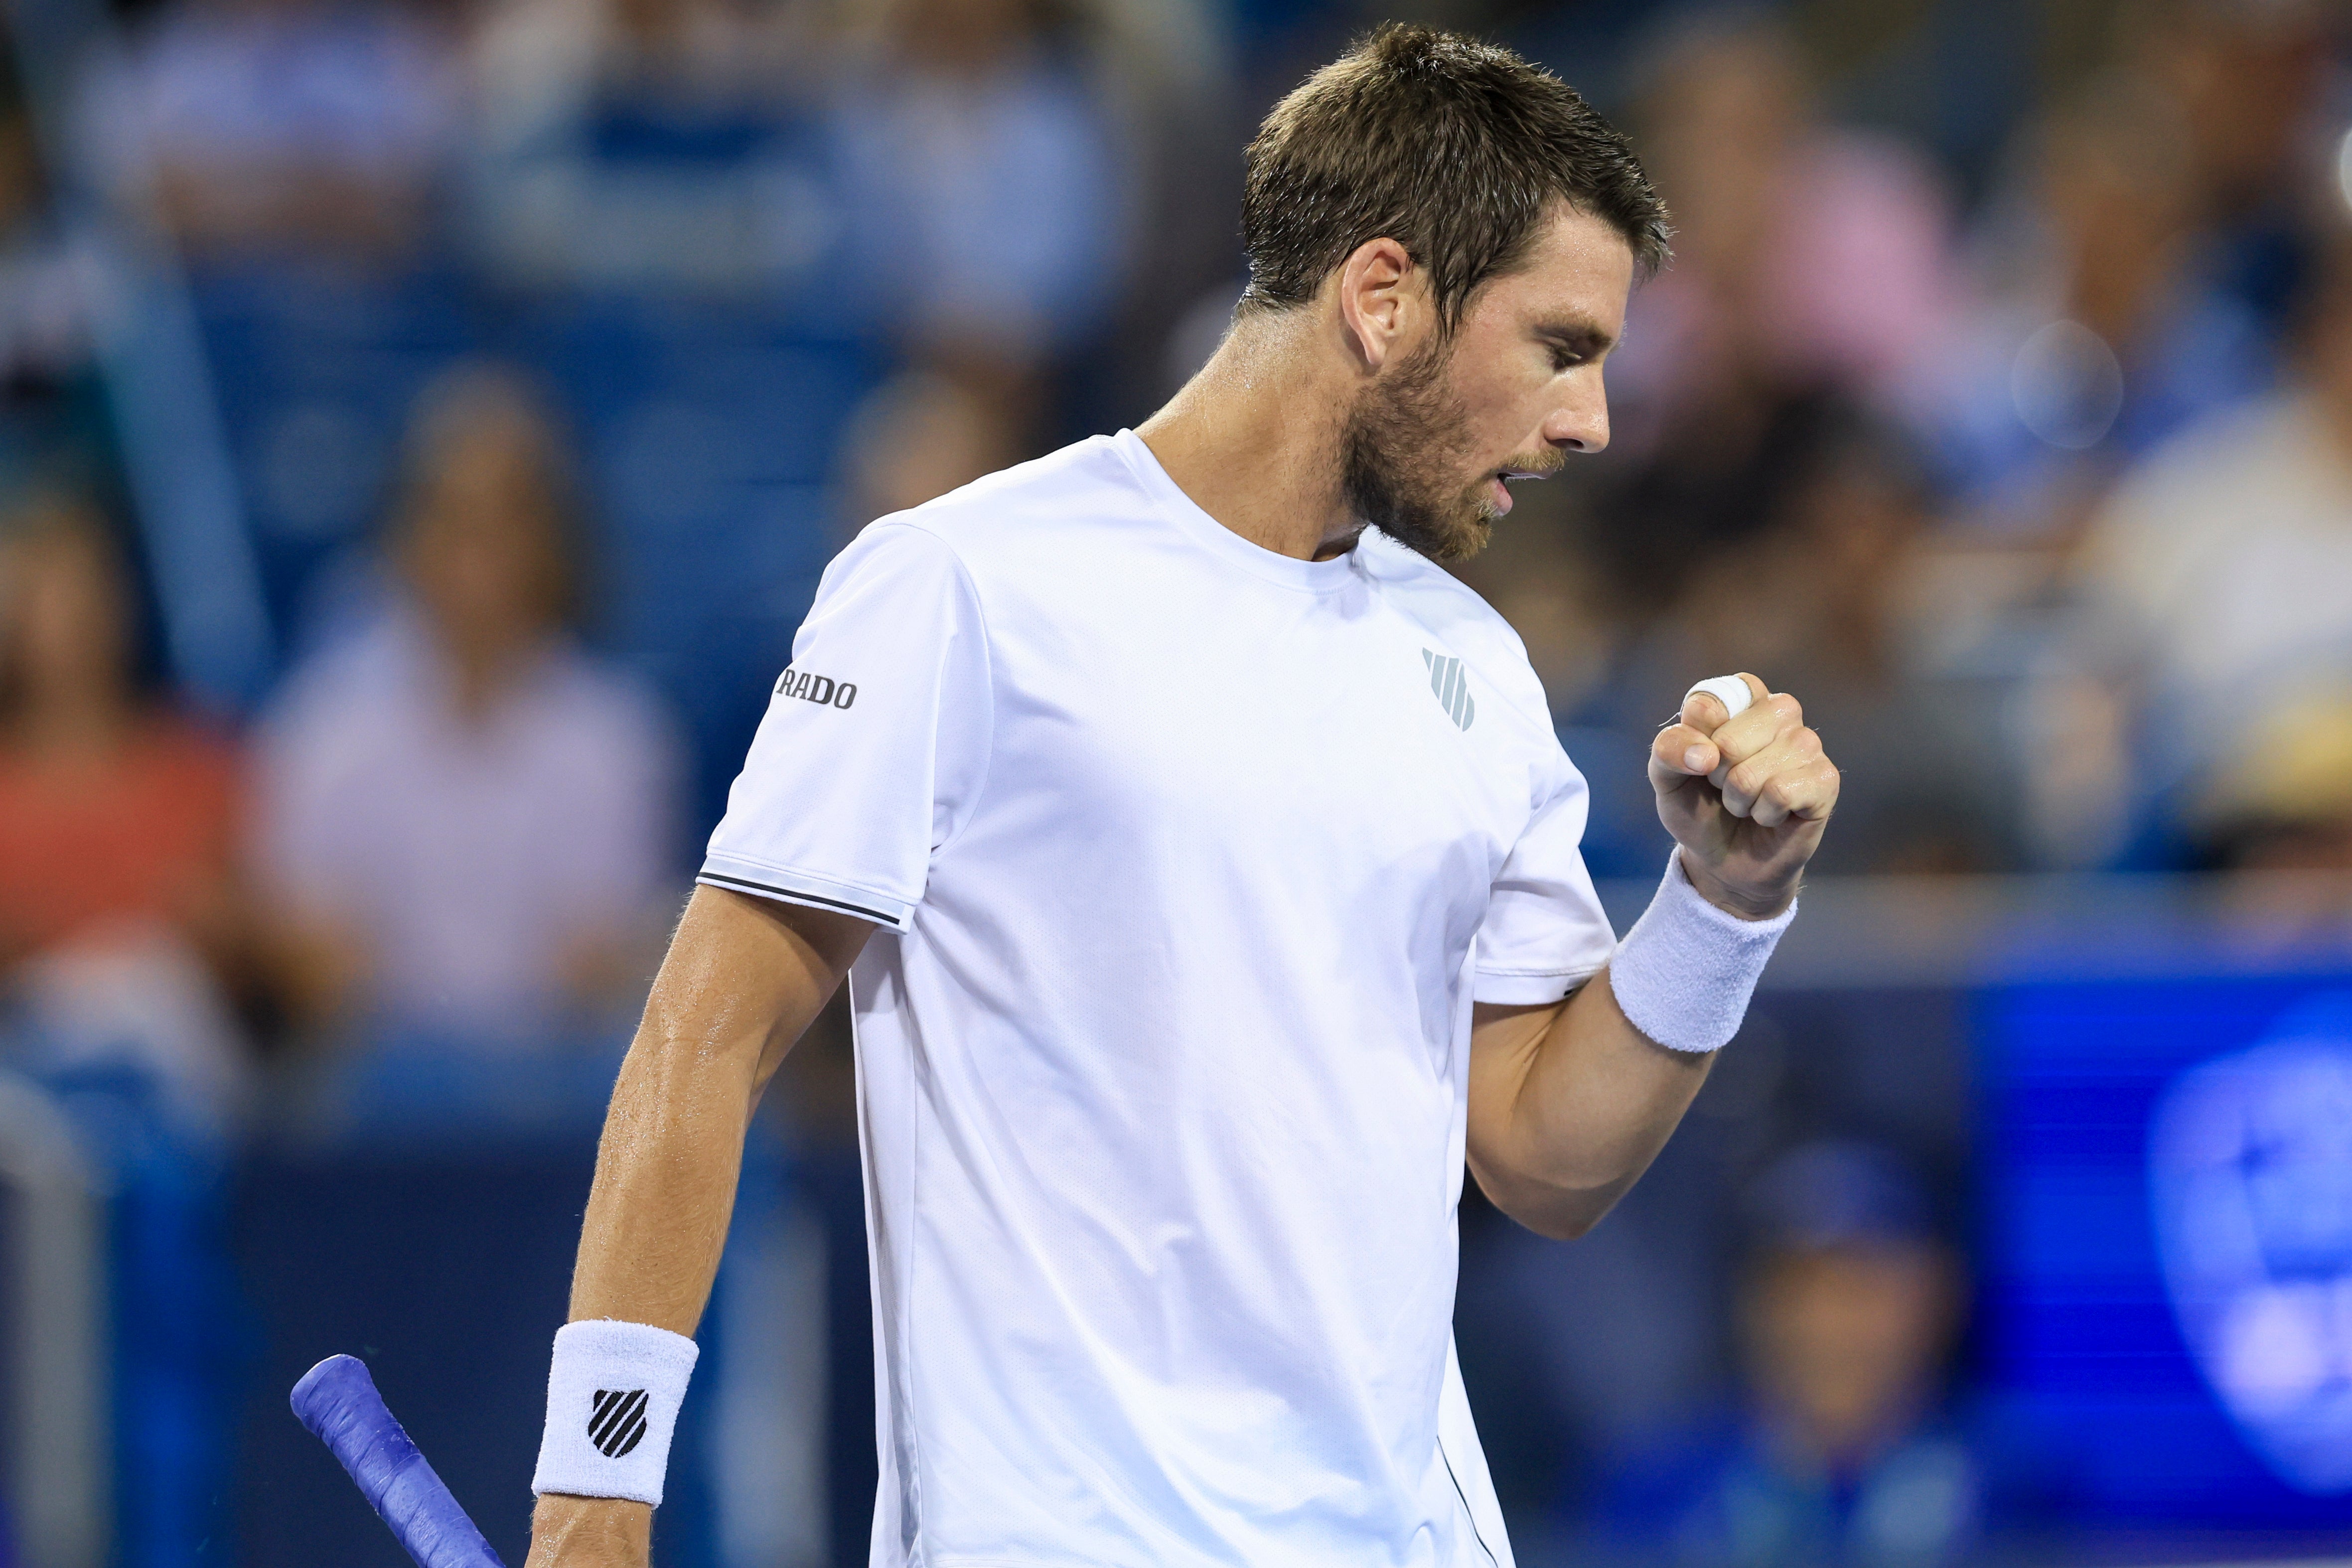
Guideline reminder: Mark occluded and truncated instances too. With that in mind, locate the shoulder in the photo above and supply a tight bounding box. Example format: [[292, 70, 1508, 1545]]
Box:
[[823, 434, 1157, 618], [872, 434, 1140, 559], [1355, 530, 1555, 729]]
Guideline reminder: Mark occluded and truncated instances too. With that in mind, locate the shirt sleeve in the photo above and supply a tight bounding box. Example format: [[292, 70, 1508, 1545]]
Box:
[[1473, 748, 1619, 1005], [699, 521, 992, 931]]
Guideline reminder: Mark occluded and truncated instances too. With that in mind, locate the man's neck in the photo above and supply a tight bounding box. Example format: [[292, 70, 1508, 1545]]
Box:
[[1135, 315, 1364, 563]]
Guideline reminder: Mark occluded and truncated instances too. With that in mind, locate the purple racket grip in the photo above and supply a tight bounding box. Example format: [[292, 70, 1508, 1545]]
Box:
[[291, 1354, 508, 1568]]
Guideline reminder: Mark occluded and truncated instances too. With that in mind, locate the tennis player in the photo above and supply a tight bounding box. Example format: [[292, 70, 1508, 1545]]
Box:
[[527, 24, 1839, 1568]]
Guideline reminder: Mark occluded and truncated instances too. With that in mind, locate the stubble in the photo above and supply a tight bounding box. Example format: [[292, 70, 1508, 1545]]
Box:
[[1339, 337, 1496, 565]]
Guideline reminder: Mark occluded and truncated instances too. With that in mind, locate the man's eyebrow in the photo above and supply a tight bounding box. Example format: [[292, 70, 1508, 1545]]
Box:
[[1534, 321, 1617, 356]]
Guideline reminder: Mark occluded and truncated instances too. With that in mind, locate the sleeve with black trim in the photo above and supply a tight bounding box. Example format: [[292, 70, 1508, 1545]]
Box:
[[1472, 745, 1618, 1005], [699, 521, 992, 931]]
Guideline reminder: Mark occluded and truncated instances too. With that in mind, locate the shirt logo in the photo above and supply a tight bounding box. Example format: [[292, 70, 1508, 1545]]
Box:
[[1422, 649, 1475, 731], [775, 665, 857, 710], [588, 1388, 650, 1458]]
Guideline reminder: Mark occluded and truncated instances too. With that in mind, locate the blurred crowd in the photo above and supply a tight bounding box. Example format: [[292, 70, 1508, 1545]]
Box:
[[0, 0, 2350, 1563]]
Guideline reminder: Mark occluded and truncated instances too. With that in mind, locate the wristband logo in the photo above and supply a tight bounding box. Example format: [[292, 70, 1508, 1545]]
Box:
[[588, 1388, 650, 1458], [775, 665, 856, 710]]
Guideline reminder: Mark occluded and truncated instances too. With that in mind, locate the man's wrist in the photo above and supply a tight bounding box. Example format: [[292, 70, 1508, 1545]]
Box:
[[1608, 851, 1798, 1055], [1676, 848, 1797, 922], [534, 1319, 699, 1506], [527, 1492, 650, 1567]]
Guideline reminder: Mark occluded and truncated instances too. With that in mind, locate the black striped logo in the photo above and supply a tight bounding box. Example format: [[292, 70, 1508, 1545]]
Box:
[[1421, 649, 1475, 730], [588, 1388, 649, 1458]]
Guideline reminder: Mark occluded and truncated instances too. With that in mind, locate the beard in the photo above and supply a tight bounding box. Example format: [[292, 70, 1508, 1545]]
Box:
[[1340, 336, 1499, 565]]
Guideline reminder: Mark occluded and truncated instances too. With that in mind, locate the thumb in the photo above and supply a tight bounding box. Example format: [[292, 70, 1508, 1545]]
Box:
[[1651, 718, 1719, 786]]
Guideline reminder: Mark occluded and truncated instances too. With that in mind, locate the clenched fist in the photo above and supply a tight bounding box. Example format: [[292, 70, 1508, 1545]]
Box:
[[1650, 673, 1839, 921]]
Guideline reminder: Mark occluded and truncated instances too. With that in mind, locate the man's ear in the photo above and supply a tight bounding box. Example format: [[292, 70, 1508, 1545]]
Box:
[[1334, 237, 1418, 371]]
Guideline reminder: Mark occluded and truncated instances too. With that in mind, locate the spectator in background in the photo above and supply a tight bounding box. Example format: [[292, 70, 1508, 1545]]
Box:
[[1925, 71, 2272, 542], [2200, 699, 2352, 878], [1576, 394, 2025, 875], [1606, 10, 1959, 452], [2060, 234, 2352, 871], [463, 0, 841, 296], [1586, 1143, 1983, 1568], [840, 364, 1028, 527], [0, 497, 253, 1131], [828, 0, 1126, 374], [254, 365, 676, 1046], [107, 0, 458, 264], [0, 71, 105, 500], [2133, 0, 2339, 335]]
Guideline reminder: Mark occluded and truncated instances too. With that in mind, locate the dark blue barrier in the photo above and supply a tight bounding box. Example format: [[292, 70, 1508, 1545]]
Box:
[[0, 1050, 243, 1568], [228, 1034, 809, 1568], [28, 878, 2339, 1566]]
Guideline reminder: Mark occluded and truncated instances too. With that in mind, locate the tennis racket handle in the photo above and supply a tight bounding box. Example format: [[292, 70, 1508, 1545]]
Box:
[[291, 1354, 507, 1568]]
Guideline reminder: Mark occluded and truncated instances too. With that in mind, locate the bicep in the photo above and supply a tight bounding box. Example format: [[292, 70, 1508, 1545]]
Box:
[[1465, 978, 1715, 1239], [1466, 998, 1568, 1181]]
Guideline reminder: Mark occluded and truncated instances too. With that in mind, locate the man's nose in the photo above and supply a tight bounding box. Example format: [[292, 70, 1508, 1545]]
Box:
[[1544, 377, 1610, 454]]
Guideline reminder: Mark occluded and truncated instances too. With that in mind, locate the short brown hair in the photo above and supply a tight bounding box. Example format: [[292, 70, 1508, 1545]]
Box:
[[1239, 24, 1670, 331]]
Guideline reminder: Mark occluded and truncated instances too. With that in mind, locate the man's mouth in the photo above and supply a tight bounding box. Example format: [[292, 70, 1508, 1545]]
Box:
[[1487, 467, 1550, 515]]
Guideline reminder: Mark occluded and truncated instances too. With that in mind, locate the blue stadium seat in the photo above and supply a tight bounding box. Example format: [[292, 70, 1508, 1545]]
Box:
[[513, 295, 883, 834], [187, 265, 486, 652]]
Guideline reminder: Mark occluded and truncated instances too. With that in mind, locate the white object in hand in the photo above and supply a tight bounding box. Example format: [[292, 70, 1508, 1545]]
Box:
[[1683, 675, 1753, 721]]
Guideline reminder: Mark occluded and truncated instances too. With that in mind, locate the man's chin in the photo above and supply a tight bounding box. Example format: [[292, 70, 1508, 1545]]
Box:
[[1434, 512, 1493, 564], [1439, 488, 1503, 562], [1375, 507, 1492, 565]]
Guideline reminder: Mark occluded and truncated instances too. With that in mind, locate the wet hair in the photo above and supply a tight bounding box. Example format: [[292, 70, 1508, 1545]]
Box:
[[1238, 23, 1670, 333]]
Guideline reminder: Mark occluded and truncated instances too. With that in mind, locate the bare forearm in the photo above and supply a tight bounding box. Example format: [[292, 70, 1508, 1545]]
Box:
[[533, 1056, 751, 1568], [1467, 973, 1713, 1240], [568, 1007, 765, 1332], [567, 886, 866, 1330], [532, 890, 867, 1564]]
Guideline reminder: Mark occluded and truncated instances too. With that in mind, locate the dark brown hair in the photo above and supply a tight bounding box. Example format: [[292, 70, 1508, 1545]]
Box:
[[1239, 23, 1670, 332]]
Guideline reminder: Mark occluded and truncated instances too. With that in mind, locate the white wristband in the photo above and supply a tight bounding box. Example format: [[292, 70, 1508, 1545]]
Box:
[[532, 1320, 700, 1506], [1607, 851, 1795, 1054]]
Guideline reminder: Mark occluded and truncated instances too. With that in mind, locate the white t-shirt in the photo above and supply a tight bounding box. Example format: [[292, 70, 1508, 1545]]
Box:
[[703, 430, 1616, 1568]]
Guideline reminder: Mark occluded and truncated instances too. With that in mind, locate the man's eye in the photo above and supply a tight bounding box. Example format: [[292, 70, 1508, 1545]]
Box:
[[1551, 351, 1582, 373]]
